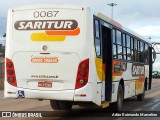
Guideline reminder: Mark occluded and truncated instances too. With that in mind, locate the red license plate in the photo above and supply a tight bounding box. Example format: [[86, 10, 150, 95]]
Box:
[[38, 82, 52, 88]]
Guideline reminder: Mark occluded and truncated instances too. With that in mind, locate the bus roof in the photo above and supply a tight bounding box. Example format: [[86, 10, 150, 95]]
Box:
[[96, 12, 151, 44], [11, 4, 88, 11]]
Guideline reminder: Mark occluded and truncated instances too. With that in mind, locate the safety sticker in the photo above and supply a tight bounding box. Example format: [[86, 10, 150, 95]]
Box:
[[18, 90, 25, 98]]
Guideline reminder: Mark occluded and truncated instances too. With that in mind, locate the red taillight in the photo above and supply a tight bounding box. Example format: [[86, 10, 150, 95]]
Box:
[[75, 59, 89, 89], [6, 58, 17, 87]]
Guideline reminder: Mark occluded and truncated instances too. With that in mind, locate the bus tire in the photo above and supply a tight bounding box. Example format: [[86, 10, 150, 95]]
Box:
[[110, 84, 123, 111], [59, 101, 72, 110], [137, 85, 145, 101], [50, 100, 60, 110], [50, 100, 72, 110]]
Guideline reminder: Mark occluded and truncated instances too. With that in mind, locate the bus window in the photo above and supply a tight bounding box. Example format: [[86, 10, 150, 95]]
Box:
[[94, 19, 101, 57], [134, 38, 138, 62], [95, 20, 100, 38], [140, 41, 144, 52], [118, 45, 122, 59], [123, 34, 127, 60], [123, 47, 127, 60], [113, 29, 117, 59], [134, 39, 138, 50], [127, 48, 131, 60], [116, 30, 123, 59], [137, 40, 140, 62], [126, 35, 130, 48], [140, 41, 144, 62], [144, 43, 149, 64], [126, 35, 131, 60], [131, 37, 134, 60], [113, 44, 117, 59], [95, 39, 101, 57], [113, 30, 116, 43], [123, 34, 126, 46], [131, 37, 134, 49], [116, 30, 122, 45]]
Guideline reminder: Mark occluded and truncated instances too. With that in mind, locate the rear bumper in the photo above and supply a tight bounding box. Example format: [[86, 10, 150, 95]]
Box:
[[24, 89, 76, 101], [5, 83, 95, 102], [5, 88, 75, 101]]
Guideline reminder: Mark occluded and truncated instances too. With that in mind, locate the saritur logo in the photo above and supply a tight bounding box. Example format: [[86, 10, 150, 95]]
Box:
[[14, 20, 80, 41], [132, 63, 145, 76]]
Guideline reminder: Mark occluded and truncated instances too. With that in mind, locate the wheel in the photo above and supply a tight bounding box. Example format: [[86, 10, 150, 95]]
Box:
[[50, 100, 72, 110], [50, 100, 60, 110], [58, 101, 72, 110], [137, 85, 145, 101], [109, 84, 123, 111]]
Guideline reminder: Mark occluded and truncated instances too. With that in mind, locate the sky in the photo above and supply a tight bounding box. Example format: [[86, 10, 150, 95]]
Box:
[[0, 0, 160, 70]]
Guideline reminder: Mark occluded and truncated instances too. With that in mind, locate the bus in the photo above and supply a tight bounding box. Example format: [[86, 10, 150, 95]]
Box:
[[5, 4, 156, 111]]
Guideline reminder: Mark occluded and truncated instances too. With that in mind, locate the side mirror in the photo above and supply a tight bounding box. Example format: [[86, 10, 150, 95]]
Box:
[[153, 51, 156, 59], [3, 33, 6, 37]]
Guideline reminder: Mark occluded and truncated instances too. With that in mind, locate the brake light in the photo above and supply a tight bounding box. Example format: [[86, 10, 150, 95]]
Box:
[[75, 59, 89, 89], [6, 58, 17, 87]]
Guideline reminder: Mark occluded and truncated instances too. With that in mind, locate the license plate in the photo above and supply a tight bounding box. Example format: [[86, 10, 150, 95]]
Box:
[[38, 82, 52, 88]]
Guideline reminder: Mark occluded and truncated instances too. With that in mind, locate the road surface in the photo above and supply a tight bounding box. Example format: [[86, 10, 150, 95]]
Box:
[[0, 79, 160, 120]]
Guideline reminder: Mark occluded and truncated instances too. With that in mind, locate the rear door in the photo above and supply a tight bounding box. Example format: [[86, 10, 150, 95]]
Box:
[[101, 24, 112, 101], [94, 16, 112, 102]]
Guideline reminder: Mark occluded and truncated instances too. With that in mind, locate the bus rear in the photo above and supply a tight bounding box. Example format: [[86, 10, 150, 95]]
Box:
[[5, 5, 92, 109]]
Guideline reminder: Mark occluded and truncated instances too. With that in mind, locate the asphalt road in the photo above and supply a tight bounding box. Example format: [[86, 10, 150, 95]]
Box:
[[0, 79, 160, 120]]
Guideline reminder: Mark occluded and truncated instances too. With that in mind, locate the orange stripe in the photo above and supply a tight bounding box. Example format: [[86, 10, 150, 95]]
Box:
[[138, 76, 145, 82], [45, 28, 80, 36], [102, 64, 106, 73], [31, 33, 66, 41]]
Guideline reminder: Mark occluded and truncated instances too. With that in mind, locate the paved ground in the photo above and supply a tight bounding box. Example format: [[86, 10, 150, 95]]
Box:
[[0, 91, 3, 100], [0, 79, 160, 120]]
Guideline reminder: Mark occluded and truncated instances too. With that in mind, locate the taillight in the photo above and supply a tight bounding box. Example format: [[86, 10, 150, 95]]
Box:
[[6, 58, 17, 87], [75, 59, 89, 89]]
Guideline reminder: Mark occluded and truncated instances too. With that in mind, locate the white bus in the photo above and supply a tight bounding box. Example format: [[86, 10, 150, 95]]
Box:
[[5, 4, 156, 111]]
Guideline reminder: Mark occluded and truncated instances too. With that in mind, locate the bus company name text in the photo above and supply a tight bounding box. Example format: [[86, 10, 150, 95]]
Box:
[[132, 64, 145, 76], [14, 20, 78, 30]]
